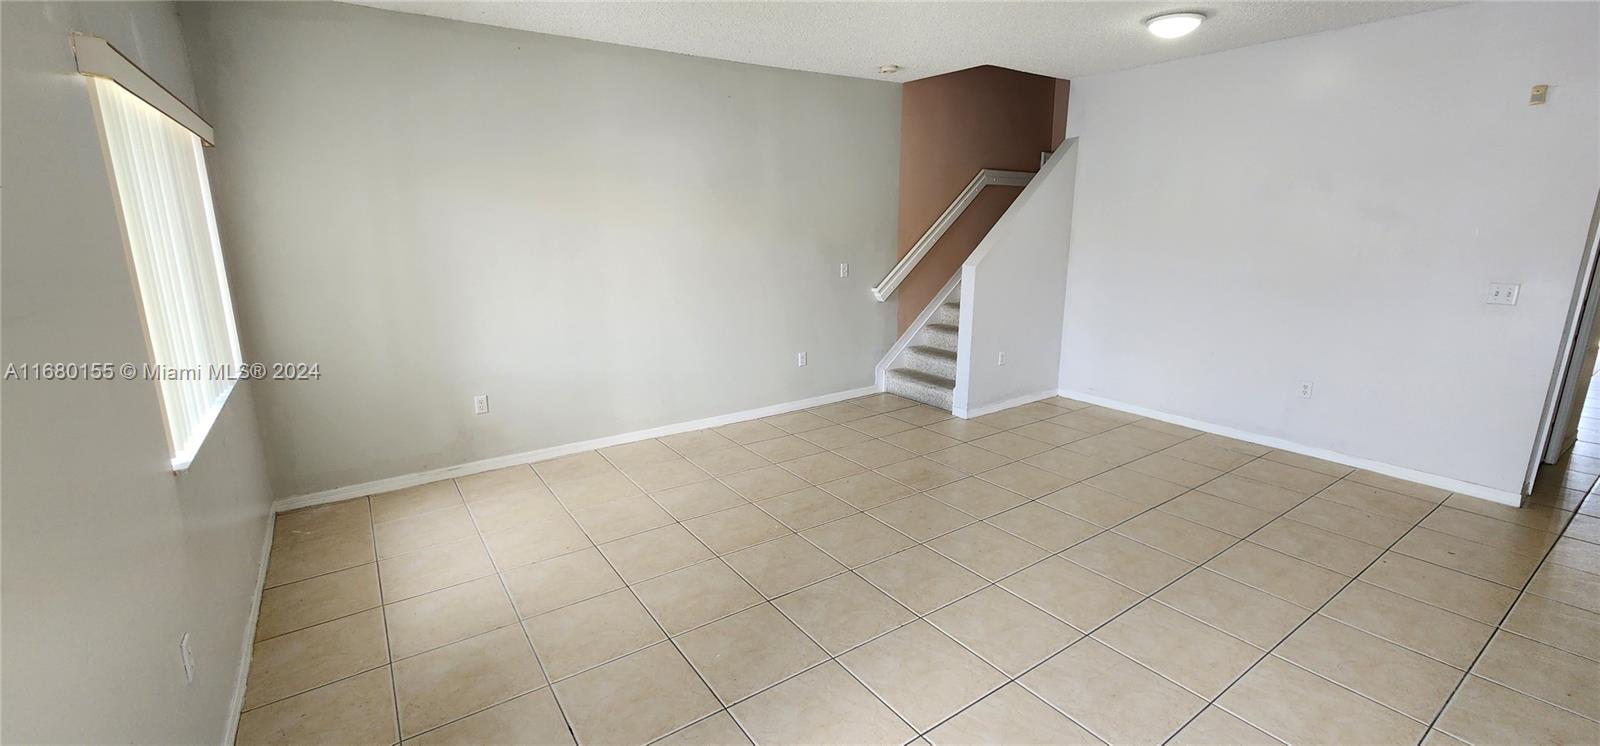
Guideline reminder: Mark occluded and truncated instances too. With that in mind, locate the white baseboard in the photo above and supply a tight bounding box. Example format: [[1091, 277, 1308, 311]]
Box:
[[272, 385, 878, 513], [1058, 388, 1522, 507], [223, 513, 274, 744], [955, 389, 1057, 420]]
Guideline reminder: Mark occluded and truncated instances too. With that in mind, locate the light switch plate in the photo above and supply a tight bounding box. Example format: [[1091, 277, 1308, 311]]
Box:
[[1487, 282, 1521, 306]]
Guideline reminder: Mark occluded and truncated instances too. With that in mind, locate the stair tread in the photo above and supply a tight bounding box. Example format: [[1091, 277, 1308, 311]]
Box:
[[887, 368, 955, 390], [925, 322, 959, 333], [907, 345, 957, 361]]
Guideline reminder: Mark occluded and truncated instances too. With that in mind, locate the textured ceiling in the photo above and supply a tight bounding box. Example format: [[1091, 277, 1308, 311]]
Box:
[[349, 1, 1450, 81]]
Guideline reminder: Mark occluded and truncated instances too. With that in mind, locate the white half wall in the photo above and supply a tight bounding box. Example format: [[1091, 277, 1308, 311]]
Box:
[[955, 141, 1078, 416], [1059, 2, 1600, 498], [178, 2, 903, 498]]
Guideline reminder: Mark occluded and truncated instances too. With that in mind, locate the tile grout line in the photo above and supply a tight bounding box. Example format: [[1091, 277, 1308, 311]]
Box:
[[359, 482, 533, 744], [585, 444, 768, 746], [884, 436, 1282, 743], [631, 401, 1091, 741], [1178, 493, 1465, 744], [235, 500, 395, 727], [255, 395, 1582, 744], [238, 445, 1477, 738], [935, 451, 1312, 743], [744, 401, 1106, 742], [1420, 504, 1594, 740], [268, 400, 1110, 623], [252, 402, 1259, 741], [461, 470, 582, 746], [661, 431, 1066, 741], [369, 497, 403, 746], [776, 420, 1231, 740], [921, 438, 1495, 743]]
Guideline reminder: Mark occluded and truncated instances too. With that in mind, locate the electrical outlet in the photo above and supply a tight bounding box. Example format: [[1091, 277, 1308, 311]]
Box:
[[473, 394, 489, 415], [180, 633, 195, 684], [1298, 382, 1314, 399], [838, 263, 849, 278], [1487, 282, 1521, 306], [997, 351, 1006, 366], [797, 352, 807, 367]]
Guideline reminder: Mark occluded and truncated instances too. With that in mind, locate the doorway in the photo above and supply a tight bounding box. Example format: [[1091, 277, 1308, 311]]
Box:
[[1530, 191, 1600, 500]]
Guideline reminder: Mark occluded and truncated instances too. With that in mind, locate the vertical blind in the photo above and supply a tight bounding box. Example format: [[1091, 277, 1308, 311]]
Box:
[[93, 78, 242, 470]]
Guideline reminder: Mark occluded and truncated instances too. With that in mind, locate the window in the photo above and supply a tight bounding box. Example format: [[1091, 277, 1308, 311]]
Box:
[[81, 36, 242, 471]]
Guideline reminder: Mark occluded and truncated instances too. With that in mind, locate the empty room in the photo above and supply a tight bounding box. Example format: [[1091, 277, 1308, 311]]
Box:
[[4, 1, 1599, 744]]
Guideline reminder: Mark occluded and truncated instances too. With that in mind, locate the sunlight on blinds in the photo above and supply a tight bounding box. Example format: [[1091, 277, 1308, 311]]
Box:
[[93, 78, 242, 470]]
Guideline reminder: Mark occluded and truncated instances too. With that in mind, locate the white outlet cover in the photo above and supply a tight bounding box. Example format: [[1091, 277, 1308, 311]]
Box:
[[473, 394, 489, 415], [838, 263, 849, 278], [797, 352, 808, 367]]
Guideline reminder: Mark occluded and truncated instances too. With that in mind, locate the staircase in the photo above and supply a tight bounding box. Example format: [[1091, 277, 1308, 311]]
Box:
[[871, 168, 1035, 414], [884, 297, 960, 409]]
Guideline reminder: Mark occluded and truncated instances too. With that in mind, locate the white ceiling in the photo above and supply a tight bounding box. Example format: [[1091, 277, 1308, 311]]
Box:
[[350, 1, 1450, 82]]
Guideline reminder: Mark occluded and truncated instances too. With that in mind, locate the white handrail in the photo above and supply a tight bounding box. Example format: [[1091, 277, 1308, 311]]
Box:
[[871, 169, 1034, 302]]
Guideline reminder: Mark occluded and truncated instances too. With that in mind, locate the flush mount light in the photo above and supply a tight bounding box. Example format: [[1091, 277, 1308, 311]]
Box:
[[879, 64, 903, 75], [1145, 12, 1205, 39]]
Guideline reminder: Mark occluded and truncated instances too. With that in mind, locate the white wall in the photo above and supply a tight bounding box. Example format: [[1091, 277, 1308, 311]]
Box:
[[1060, 2, 1599, 499], [956, 141, 1078, 415], [1, 2, 276, 742], [178, 2, 903, 499]]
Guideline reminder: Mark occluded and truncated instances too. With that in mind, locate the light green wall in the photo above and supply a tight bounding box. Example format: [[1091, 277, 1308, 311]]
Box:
[[180, 2, 904, 499]]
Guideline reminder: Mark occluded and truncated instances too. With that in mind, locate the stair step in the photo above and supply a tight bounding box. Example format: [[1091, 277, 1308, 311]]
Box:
[[897, 367, 951, 385], [889, 368, 953, 389], [933, 302, 962, 325], [908, 345, 956, 362], [885, 368, 955, 410], [920, 322, 959, 351], [904, 345, 957, 378]]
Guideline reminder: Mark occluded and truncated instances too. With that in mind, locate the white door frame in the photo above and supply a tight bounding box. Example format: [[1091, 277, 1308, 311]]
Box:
[[1528, 191, 1600, 490]]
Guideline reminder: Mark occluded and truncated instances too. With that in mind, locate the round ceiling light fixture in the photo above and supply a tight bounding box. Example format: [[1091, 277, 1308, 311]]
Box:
[[1145, 12, 1205, 39], [879, 64, 903, 75]]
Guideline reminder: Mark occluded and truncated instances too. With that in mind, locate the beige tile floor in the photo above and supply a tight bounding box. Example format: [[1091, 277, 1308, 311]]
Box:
[[239, 392, 1600, 745]]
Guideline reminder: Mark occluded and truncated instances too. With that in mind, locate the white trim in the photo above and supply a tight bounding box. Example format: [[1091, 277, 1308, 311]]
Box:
[[273, 385, 878, 513], [1058, 388, 1523, 507], [171, 381, 236, 472], [223, 514, 273, 745], [71, 33, 215, 146], [1531, 192, 1600, 482], [953, 389, 1056, 420], [874, 272, 962, 391], [870, 169, 1033, 302]]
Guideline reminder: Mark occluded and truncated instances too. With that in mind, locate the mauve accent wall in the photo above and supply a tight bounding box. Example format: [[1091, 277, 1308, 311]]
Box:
[[894, 65, 1063, 332]]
